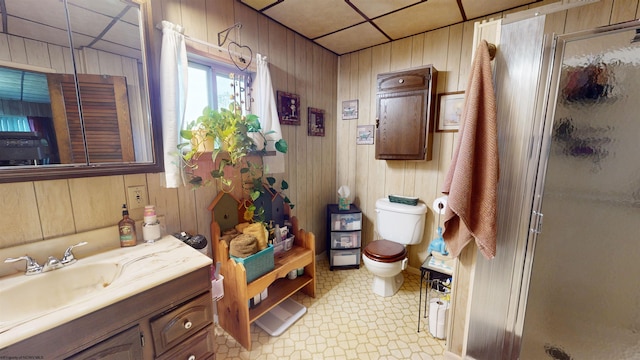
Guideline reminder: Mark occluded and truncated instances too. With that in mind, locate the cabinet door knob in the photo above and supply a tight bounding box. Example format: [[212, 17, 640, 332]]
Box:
[[187, 355, 196, 360], [183, 320, 193, 329], [398, 78, 404, 83]]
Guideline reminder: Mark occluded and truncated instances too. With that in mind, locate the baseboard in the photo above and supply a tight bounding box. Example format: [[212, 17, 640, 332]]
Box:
[[444, 350, 462, 360]]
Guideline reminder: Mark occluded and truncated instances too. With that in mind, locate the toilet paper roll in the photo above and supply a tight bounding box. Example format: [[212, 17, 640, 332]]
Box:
[[432, 196, 448, 215], [429, 299, 449, 339]]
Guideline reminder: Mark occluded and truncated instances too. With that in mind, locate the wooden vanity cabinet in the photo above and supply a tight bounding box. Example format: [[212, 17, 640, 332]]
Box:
[[0, 266, 214, 360], [375, 65, 437, 161]]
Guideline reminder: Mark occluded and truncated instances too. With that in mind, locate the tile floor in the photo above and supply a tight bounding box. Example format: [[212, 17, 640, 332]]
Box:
[[214, 256, 447, 359]]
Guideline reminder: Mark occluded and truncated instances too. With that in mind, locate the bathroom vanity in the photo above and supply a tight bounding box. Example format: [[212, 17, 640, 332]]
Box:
[[0, 236, 214, 359]]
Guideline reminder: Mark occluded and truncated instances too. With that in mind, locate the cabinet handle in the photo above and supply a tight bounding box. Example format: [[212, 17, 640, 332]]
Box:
[[398, 78, 404, 83], [187, 355, 196, 360], [183, 320, 193, 329], [375, 118, 379, 128]]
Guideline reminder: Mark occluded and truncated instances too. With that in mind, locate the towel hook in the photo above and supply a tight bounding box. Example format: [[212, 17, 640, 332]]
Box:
[[487, 42, 497, 61]]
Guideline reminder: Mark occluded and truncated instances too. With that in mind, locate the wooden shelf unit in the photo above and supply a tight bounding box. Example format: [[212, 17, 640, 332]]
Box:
[[211, 216, 316, 350]]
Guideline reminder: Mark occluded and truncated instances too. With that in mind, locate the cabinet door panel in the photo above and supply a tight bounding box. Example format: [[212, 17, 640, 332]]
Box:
[[375, 66, 437, 161], [66, 326, 142, 360]]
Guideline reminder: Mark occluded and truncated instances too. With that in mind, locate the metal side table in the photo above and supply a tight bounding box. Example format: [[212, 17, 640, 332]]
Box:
[[418, 255, 453, 333]]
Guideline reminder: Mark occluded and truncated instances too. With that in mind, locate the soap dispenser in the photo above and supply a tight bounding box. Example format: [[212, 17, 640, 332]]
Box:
[[119, 204, 137, 247]]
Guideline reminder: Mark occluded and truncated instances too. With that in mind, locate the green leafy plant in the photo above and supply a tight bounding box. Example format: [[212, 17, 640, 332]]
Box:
[[178, 101, 293, 222]]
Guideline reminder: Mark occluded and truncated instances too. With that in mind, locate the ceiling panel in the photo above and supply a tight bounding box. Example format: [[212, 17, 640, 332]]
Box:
[[348, 0, 421, 18], [263, 0, 365, 39], [374, 0, 463, 40], [315, 23, 390, 55], [240, 0, 278, 11], [237, 0, 547, 54], [461, 0, 534, 19]]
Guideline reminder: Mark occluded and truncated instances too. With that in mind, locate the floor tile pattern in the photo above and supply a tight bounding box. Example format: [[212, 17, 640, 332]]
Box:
[[214, 257, 447, 359]]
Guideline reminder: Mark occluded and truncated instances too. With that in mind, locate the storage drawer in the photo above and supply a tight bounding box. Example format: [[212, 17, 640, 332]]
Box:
[[330, 231, 361, 249], [330, 249, 361, 267], [330, 213, 362, 231], [150, 293, 213, 355], [156, 325, 215, 360]]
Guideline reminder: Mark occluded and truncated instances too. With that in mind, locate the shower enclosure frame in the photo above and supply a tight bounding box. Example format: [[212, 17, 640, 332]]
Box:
[[514, 19, 640, 359]]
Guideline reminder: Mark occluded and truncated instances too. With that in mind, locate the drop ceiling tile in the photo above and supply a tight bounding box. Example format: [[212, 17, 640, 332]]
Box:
[[349, 0, 420, 19], [461, 0, 533, 19], [263, 0, 365, 39], [315, 22, 389, 55], [374, 0, 462, 40], [240, 0, 279, 11]]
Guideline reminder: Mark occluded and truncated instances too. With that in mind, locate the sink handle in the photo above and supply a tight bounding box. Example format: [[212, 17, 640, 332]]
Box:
[[61, 241, 88, 265], [4, 255, 43, 275]]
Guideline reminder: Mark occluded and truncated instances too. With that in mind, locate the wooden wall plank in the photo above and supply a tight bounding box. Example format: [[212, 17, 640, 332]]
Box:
[[611, 0, 639, 23], [35, 180, 75, 239], [68, 176, 126, 232], [0, 183, 42, 245]]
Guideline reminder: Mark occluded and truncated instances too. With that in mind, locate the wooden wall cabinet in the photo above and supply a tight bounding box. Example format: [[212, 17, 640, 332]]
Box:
[[375, 65, 437, 161], [0, 267, 214, 360]]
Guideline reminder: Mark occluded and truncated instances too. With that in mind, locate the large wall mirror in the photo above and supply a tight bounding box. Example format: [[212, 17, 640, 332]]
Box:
[[0, 0, 162, 183]]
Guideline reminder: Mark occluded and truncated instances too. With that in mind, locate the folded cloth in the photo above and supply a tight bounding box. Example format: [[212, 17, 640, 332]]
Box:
[[229, 233, 258, 258], [242, 222, 269, 251], [442, 40, 499, 259]]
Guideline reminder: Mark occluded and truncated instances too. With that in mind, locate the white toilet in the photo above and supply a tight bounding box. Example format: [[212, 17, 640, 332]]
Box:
[[362, 198, 427, 297]]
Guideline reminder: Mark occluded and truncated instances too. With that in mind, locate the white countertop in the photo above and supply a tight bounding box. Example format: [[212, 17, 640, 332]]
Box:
[[0, 236, 212, 349]]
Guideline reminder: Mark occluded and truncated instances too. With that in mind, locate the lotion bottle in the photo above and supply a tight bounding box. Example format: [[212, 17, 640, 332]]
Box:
[[119, 204, 137, 247]]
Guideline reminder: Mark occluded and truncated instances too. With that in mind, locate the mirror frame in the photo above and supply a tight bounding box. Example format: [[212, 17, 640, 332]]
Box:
[[0, 0, 163, 183]]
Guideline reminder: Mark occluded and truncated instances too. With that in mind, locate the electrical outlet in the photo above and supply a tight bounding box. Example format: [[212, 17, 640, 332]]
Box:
[[127, 185, 147, 210]]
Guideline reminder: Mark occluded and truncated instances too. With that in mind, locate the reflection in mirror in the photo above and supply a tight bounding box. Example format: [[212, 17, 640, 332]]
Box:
[[0, 0, 161, 182]]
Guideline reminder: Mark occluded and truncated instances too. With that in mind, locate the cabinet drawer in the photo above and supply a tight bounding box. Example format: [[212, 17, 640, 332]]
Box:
[[150, 293, 213, 355], [156, 325, 215, 360], [330, 249, 361, 267], [330, 232, 361, 249], [330, 213, 362, 231]]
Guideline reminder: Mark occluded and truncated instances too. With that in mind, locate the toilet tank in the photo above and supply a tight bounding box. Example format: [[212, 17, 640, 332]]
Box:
[[375, 198, 427, 245]]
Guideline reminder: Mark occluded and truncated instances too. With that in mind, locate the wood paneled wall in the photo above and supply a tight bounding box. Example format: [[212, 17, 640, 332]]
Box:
[[0, 0, 338, 253], [336, 0, 639, 270]]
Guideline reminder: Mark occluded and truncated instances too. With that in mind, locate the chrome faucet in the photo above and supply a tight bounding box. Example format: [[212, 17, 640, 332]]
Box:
[[4, 241, 88, 275], [61, 241, 88, 265], [4, 255, 43, 275]]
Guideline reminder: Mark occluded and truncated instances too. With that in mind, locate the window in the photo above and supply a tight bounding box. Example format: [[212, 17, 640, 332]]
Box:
[[184, 58, 252, 129]]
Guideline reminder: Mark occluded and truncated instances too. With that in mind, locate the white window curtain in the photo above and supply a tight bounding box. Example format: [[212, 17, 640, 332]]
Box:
[[253, 54, 284, 174], [159, 21, 188, 188]]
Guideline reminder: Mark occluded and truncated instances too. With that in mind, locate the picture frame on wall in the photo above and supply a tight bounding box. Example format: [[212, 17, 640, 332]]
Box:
[[308, 107, 325, 137], [276, 91, 301, 125], [342, 99, 358, 120], [437, 91, 465, 132], [356, 125, 374, 145]]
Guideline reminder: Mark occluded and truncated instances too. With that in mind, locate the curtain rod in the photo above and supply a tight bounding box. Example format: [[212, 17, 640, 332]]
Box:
[[156, 22, 253, 66]]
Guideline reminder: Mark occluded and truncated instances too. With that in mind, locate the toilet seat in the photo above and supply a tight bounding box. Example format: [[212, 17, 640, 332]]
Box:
[[363, 240, 407, 263]]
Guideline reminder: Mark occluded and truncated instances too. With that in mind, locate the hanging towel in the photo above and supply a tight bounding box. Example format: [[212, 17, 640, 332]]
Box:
[[254, 54, 285, 174], [442, 40, 499, 259]]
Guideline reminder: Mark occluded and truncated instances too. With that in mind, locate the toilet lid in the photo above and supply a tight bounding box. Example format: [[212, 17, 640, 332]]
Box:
[[363, 240, 407, 263]]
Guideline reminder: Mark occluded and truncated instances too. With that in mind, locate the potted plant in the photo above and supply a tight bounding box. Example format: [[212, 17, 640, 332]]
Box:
[[178, 101, 293, 222]]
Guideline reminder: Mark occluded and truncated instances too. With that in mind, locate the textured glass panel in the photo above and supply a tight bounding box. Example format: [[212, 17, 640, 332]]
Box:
[[520, 26, 640, 360]]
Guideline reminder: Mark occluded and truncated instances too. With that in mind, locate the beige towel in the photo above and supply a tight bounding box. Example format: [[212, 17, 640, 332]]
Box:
[[442, 40, 499, 259]]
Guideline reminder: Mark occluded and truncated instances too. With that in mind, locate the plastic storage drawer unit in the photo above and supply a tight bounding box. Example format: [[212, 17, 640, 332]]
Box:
[[330, 249, 361, 267], [330, 232, 361, 249]]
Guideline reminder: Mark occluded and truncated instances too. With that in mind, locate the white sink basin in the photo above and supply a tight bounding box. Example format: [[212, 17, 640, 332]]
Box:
[[0, 262, 121, 323], [0, 235, 212, 349]]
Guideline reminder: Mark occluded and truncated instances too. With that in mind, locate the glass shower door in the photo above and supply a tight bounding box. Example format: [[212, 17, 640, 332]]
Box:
[[519, 22, 640, 360]]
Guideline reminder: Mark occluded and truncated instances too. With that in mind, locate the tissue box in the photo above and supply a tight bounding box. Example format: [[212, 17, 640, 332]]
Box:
[[338, 197, 349, 210]]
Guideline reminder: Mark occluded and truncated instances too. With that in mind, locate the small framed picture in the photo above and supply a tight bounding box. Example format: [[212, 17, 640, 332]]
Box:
[[437, 91, 465, 132], [308, 107, 325, 137], [276, 91, 300, 125], [356, 125, 374, 145], [342, 99, 358, 120]]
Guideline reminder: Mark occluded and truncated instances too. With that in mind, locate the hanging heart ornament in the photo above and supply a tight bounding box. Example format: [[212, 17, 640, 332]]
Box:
[[228, 41, 253, 71]]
